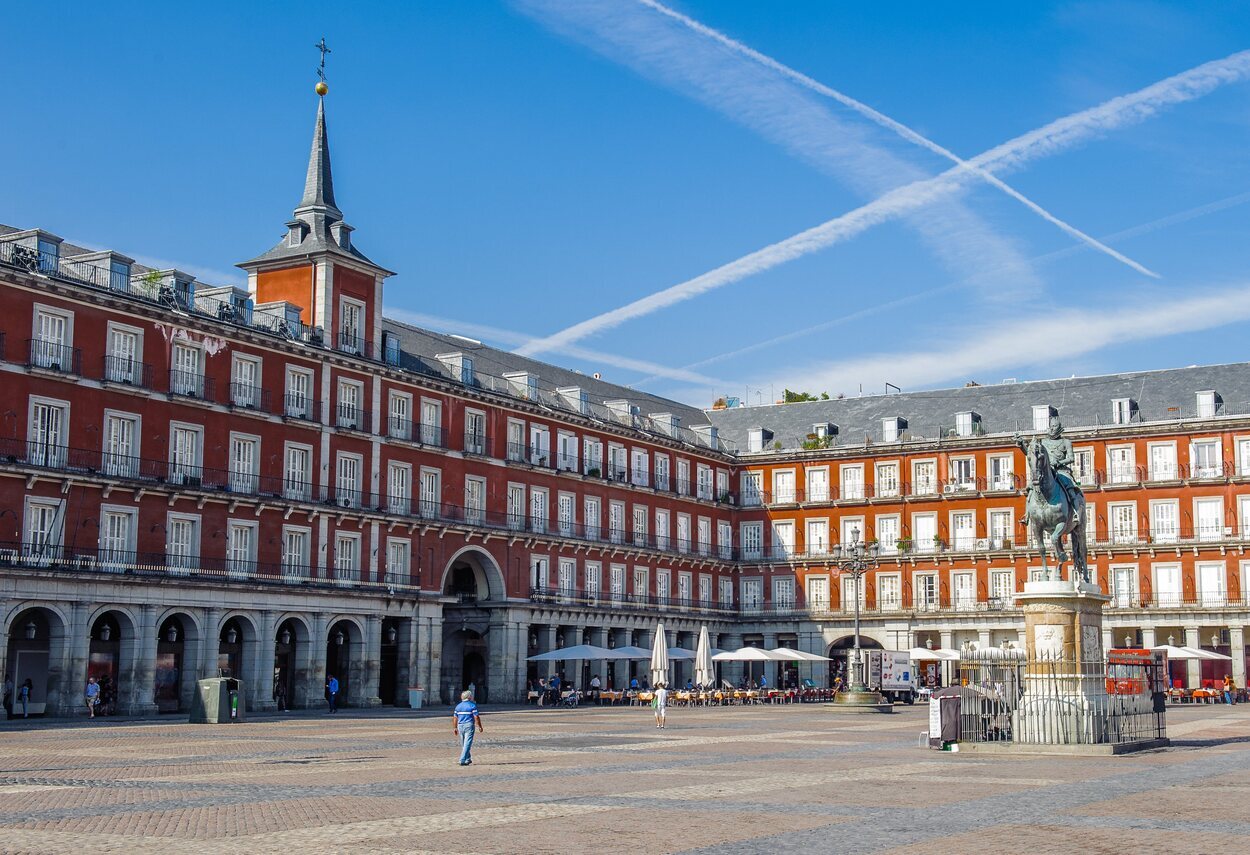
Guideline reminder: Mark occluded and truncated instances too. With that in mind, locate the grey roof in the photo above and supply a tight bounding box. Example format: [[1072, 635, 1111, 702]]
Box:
[[299, 97, 339, 216], [706, 363, 1250, 451]]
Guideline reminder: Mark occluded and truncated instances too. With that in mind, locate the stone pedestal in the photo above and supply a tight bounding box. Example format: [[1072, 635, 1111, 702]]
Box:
[[1013, 580, 1111, 744]]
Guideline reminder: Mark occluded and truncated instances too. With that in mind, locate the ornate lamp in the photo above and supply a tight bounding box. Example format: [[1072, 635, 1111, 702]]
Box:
[[25, 620, 36, 640], [335, 629, 345, 646], [225, 626, 238, 645], [166, 625, 179, 643], [280, 628, 292, 645], [833, 527, 882, 708], [386, 625, 398, 644]]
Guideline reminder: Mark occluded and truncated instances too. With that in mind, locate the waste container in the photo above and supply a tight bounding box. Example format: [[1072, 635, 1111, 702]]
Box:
[[190, 677, 246, 723], [408, 687, 424, 709]]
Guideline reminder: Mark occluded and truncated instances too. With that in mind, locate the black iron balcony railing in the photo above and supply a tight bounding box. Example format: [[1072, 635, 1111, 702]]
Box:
[[229, 382, 271, 412], [102, 356, 153, 388], [26, 339, 81, 375], [336, 331, 377, 360], [282, 394, 322, 422], [528, 586, 736, 614], [169, 369, 212, 400], [463, 430, 488, 456], [335, 405, 372, 434]]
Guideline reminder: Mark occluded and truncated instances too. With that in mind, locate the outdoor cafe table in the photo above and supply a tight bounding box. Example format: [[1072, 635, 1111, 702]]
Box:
[[598, 690, 624, 705]]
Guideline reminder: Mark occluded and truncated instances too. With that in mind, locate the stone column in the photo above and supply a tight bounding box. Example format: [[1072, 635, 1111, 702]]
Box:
[[362, 614, 382, 706], [309, 612, 328, 710], [486, 615, 512, 704], [1184, 625, 1202, 688], [1141, 626, 1157, 649], [64, 602, 91, 717], [1230, 626, 1247, 693], [253, 611, 278, 712], [512, 621, 530, 703], [541, 624, 557, 681], [977, 629, 992, 651], [762, 632, 777, 687], [419, 608, 443, 703], [201, 608, 220, 680], [612, 626, 629, 691], [131, 604, 159, 716]]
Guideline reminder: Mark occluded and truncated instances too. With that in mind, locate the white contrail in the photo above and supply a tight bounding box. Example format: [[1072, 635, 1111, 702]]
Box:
[[637, 0, 1156, 279], [515, 48, 1250, 359]]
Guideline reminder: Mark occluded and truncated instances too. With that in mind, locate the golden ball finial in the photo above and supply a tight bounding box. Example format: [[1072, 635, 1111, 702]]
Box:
[[315, 81, 329, 96]]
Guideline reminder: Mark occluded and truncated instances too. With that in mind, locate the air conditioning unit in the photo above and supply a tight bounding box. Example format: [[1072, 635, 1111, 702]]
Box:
[[942, 484, 957, 494], [975, 538, 988, 550], [1224, 526, 1233, 537], [338, 497, 354, 509]]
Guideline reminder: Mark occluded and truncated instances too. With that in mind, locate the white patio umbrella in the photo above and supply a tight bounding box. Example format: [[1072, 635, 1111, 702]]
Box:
[[526, 644, 613, 661], [650, 623, 670, 687], [1149, 644, 1204, 660], [909, 647, 948, 662], [694, 626, 716, 688], [770, 647, 830, 661], [666, 647, 697, 660], [609, 645, 654, 660], [934, 648, 963, 661], [1181, 646, 1232, 661]]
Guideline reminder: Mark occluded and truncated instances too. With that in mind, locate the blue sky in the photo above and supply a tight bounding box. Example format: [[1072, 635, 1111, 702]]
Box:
[[4, 1, 1250, 407]]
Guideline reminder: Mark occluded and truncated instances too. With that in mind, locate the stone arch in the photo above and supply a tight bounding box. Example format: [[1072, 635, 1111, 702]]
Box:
[[274, 614, 314, 709], [87, 607, 140, 715], [441, 546, 506, 603], [326, 616, 366, 707], [154, 610, 200, 713], [826, 634, 885, 688], [4, 603, 71, 716]]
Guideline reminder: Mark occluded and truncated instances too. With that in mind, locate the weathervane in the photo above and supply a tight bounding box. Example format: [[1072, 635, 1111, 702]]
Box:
[[315, 37, 331, 96]]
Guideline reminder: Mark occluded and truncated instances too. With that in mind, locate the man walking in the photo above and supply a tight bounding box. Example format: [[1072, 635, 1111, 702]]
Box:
[[85, 676, 100, 718], [653, 682, 669, 729], [326, 674, 339, 713], [453, 690, 484, 766], [2, 675, 12, 720]]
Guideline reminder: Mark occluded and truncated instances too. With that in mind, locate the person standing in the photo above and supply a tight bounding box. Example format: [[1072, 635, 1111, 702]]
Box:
[[653, 682, 669, 729], [85, 676, 100, 718], [589, 673, 601, 704], [2, 676, 12, 720], [19, 679, 32, 718], [452, 690, 484, 766], [326, 675, 339, 713], [1223, 674, 1237, 705]]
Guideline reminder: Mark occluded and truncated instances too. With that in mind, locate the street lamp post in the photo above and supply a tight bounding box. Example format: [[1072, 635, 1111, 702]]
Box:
[[834, 528, 885, 707]]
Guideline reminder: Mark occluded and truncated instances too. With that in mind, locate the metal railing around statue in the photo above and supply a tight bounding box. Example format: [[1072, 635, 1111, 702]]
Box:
[[952, 647, 1167, 746]]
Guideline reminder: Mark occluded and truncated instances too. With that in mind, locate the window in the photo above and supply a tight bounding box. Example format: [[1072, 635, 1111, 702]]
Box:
[[915, 574, 938, 609], [1148, 443, 1177, 481], [952, 572, 975, 610], [840, 465, 864, 500], [585, 562, 601, 600], [882, 418, 901, 443], [698, 574, 711, 605], [109, 259, 130, 291], [951, 512, 975, 550], [719, 577, 733, 606], [948, 457, 975, 490], [1111, 398, 1134, 424], [464, 410, 486, 455], [167, 514, 200, 573], [583, 437, 602, 475], [558, 492, 575, 536], [284, 444, 312, 500], [335, 453, 362, 508], [696, 464, 712, 499], [507, 483, 525, 529], [1032, 405, 1053, 432], [773, 470, 796, 504], [420, 399, 442, 446], [697, 518, 711, 555], [632, 566, 649, 598], [1241, 496, 1250, 538], [771, 520, 795, 558], [530, 488, 548, 533], [28, 399, 67, 468], [748, 429, 766, 452], [1073, 448, 1095, 486], [609, 501, 625, 544], [102, 412, 138, 478], [655, 454, 670, 490], [1195, 497, 1224, 541], [717, 520, 731, 558], [420, 469, 442, 518], [507, 419, 526, 462], [655, 508, 670, 550], [231, 355, 261, 408], [955, 412, 975, 437], [387, 538, 411, 583], [32, 307, 71, 370], [841, 575, 865, 610], [774, 577, 795, 610], [913, 513, 938, 553], [531, 556, 549, 590], [608, 444, 627, 481], [1108, 446, 1136, 484], [1154, 563, 1181, 607], [339, 298, 364, 353], [656, 569, 670, 602], [1149, 500, 1179, 544], [1237, 437, 1250, 477], [171, 343, 203, 396], [740, 578, 763, 612], [530, 425, 551, 466], [465, 477, 486, 524], [285, 368, 313, 419], [876, 515, 899, 554], [281, 527, 309, 579], [1197, 391, 1217, 419], [806, 576, 829, 611], [336, 380, 362, 430], [388, 462, 412, 515], [676, 459, 690, 494], [988, 455, 1014, 491], [610, 564, 625, 601], [875, 462, 899, 498], [584, 496, 601, 540], [741, 471, 763, 506], [557, 432, 578, 471], [388, 392, 411, 439], [226, 521, 257, 577], [558, 559, 576, 599], [741, 522, 763, 559], [1190, 439, 1222, 479], [228, 434, 259, 494], [1109, 502, 1137, 544], [879, 575, 901, 611], [990, 570, 1015, 604], [632, 505, 648, 547], [24, 499, 62, 562], [806, 467, 829, 503], [806, 519, 828, 555], [333, 532, 360, 581], [99, 508, 135, 569], [1110, 566, 1135, 608], [105, 325, 141, 384], [1197, 562, 1226, 606], [676, 514, 691, 553], [632, 449, 650, 487], [911, 460, 936, 495], [169, 423, 203, 485], [988, 510, 1013, 548]]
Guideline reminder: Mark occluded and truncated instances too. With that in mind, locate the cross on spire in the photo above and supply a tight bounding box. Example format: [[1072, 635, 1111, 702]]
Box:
[[315, 37, 331, 82]]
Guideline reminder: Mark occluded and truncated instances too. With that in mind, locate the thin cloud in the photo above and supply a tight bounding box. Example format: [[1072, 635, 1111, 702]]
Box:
[[514, 46, 1250, 359], [637, 0, 1156, 279]]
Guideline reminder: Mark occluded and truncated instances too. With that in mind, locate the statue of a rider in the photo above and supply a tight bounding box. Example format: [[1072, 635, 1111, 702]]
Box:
[[1017, 416, 1082, 527]]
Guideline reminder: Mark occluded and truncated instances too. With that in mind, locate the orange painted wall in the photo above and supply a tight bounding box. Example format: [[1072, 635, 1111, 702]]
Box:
[[334, 265, 375, 340], [256, 264, 315, 324]]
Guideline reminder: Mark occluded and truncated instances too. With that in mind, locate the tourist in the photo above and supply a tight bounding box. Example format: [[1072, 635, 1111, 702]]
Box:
[[589, 673, 601, 703], [2, 675, 12, 719], [1223, 675, 1237, 705], [326, 674, 339, 713], [98, 676, 113, 716], [19, 679, 32, 717], [759, 673, 768, 690], [685, 678, 694, 690], [85, 677, 100, 718], [653, 682, 669, 728], [629, 676, 639, 690], [452, 689, 484, 766], [274, 675, 288, 711]]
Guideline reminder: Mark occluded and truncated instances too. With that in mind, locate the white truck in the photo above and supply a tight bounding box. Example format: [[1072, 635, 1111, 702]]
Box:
[[865, 650, 917, 703]]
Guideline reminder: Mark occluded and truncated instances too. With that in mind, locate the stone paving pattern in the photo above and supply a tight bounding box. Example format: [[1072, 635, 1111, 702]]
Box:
[[0, 703, 1246, 854]]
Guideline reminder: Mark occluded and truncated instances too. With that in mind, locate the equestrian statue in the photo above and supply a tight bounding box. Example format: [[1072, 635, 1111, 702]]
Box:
[[1014, 417, 1089, 585]]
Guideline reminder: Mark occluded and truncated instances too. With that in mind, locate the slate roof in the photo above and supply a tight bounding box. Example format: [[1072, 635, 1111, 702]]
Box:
[[705, 363, 1250, 451]]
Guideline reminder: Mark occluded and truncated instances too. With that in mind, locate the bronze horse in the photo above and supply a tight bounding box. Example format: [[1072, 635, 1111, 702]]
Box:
[[1024, 439, 1089, 584]]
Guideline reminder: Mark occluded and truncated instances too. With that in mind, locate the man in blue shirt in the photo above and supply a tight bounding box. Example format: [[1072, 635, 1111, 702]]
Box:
[[326, 675, 339, 713], [452, 690, 484, 766]]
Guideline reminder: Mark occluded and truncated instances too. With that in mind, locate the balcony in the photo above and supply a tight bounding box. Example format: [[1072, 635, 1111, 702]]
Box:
[[556, 452, 580, 472], [169, 369, 211, 400], [463, 430, 488, 456], [335, 405, 372, 434], [102, 356, 153, 389], [229, 383, 271, 412], [27, 339, 82, 375], [528, 586, 735, 614], [336, 331, 376, 360], [283, 394, 322, 422], [418, 422, 446, 448]]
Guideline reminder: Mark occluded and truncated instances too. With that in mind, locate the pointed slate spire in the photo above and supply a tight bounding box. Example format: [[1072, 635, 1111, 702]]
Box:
[[295, 97, 341, 221]]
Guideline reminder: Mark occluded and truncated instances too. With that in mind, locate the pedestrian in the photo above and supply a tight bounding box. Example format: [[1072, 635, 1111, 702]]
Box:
[[452, 689, 484, 766], [19, 679, 32, 717], [326, 675, 339, 713], [274, 675, 288, 711], [589, 673, 601, 703], [85, 676, 100, 718], [2, 675, 12, 720], [653, 682, 669, 729], [1223, 674, 1237, 705], [98, 675, 113, 716]]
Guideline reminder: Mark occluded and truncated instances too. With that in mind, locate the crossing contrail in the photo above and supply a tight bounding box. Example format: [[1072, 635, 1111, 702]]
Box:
[[636, 0, 1156, 279], [514, 48, 1250, 359]]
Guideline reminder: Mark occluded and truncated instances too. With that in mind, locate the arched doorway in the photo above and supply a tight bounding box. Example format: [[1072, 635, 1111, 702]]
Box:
[[439, 547, 508, 703], [379, 618, 400, 705], [441, 628, 488, 704], [6, 607, 66, 717], [155, 616, 186, 713], [827, 635, 883, 688], [218, 619, 243, 679], [274, 619, 300, 710], [89, 613, 122, 716], [326, 620, 358, 705]]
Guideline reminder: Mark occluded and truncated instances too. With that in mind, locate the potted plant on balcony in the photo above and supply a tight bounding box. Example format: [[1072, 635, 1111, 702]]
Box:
[[895, 537, 911, 553], [586, 466, 601, 478], [932, 534, 945, 550]]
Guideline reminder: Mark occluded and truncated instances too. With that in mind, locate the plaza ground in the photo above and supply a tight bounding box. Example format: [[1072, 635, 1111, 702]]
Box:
[[0, 703, 1247, 854]]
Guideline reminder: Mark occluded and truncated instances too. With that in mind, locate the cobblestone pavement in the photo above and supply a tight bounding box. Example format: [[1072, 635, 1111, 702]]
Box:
[[0, 702, 1246, 854]]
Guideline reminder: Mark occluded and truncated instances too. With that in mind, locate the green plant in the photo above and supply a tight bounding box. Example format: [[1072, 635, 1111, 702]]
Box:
[[896, 537, 911, 552], [800, 432, 833, 450], [586, 466, 600, 477], [773, 440, 782, 451]]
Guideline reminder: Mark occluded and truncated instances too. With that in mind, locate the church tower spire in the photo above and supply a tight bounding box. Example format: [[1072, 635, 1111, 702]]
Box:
[[295, 96, 340, 223]]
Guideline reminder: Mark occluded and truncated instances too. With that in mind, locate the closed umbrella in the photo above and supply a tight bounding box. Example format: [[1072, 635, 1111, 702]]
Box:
[[650, 623, 670, 687], [694, 626, 716, 688]]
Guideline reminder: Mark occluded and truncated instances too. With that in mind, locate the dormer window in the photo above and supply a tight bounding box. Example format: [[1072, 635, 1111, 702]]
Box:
[[747, 428, 772, 453], [558, 387, 590, 416], [36, 237, 60, 267], [813, 423, 835, 438], [109, 260, 131, 291], [437, 352, 474, 385], [504, 371, 538, 400], [1196, 390, 1219, 419], [882, 417, 906, 443], [1111, 398, 1135, 425], [955, 411, 980, 438], [1032, 405, 1055, 432]]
